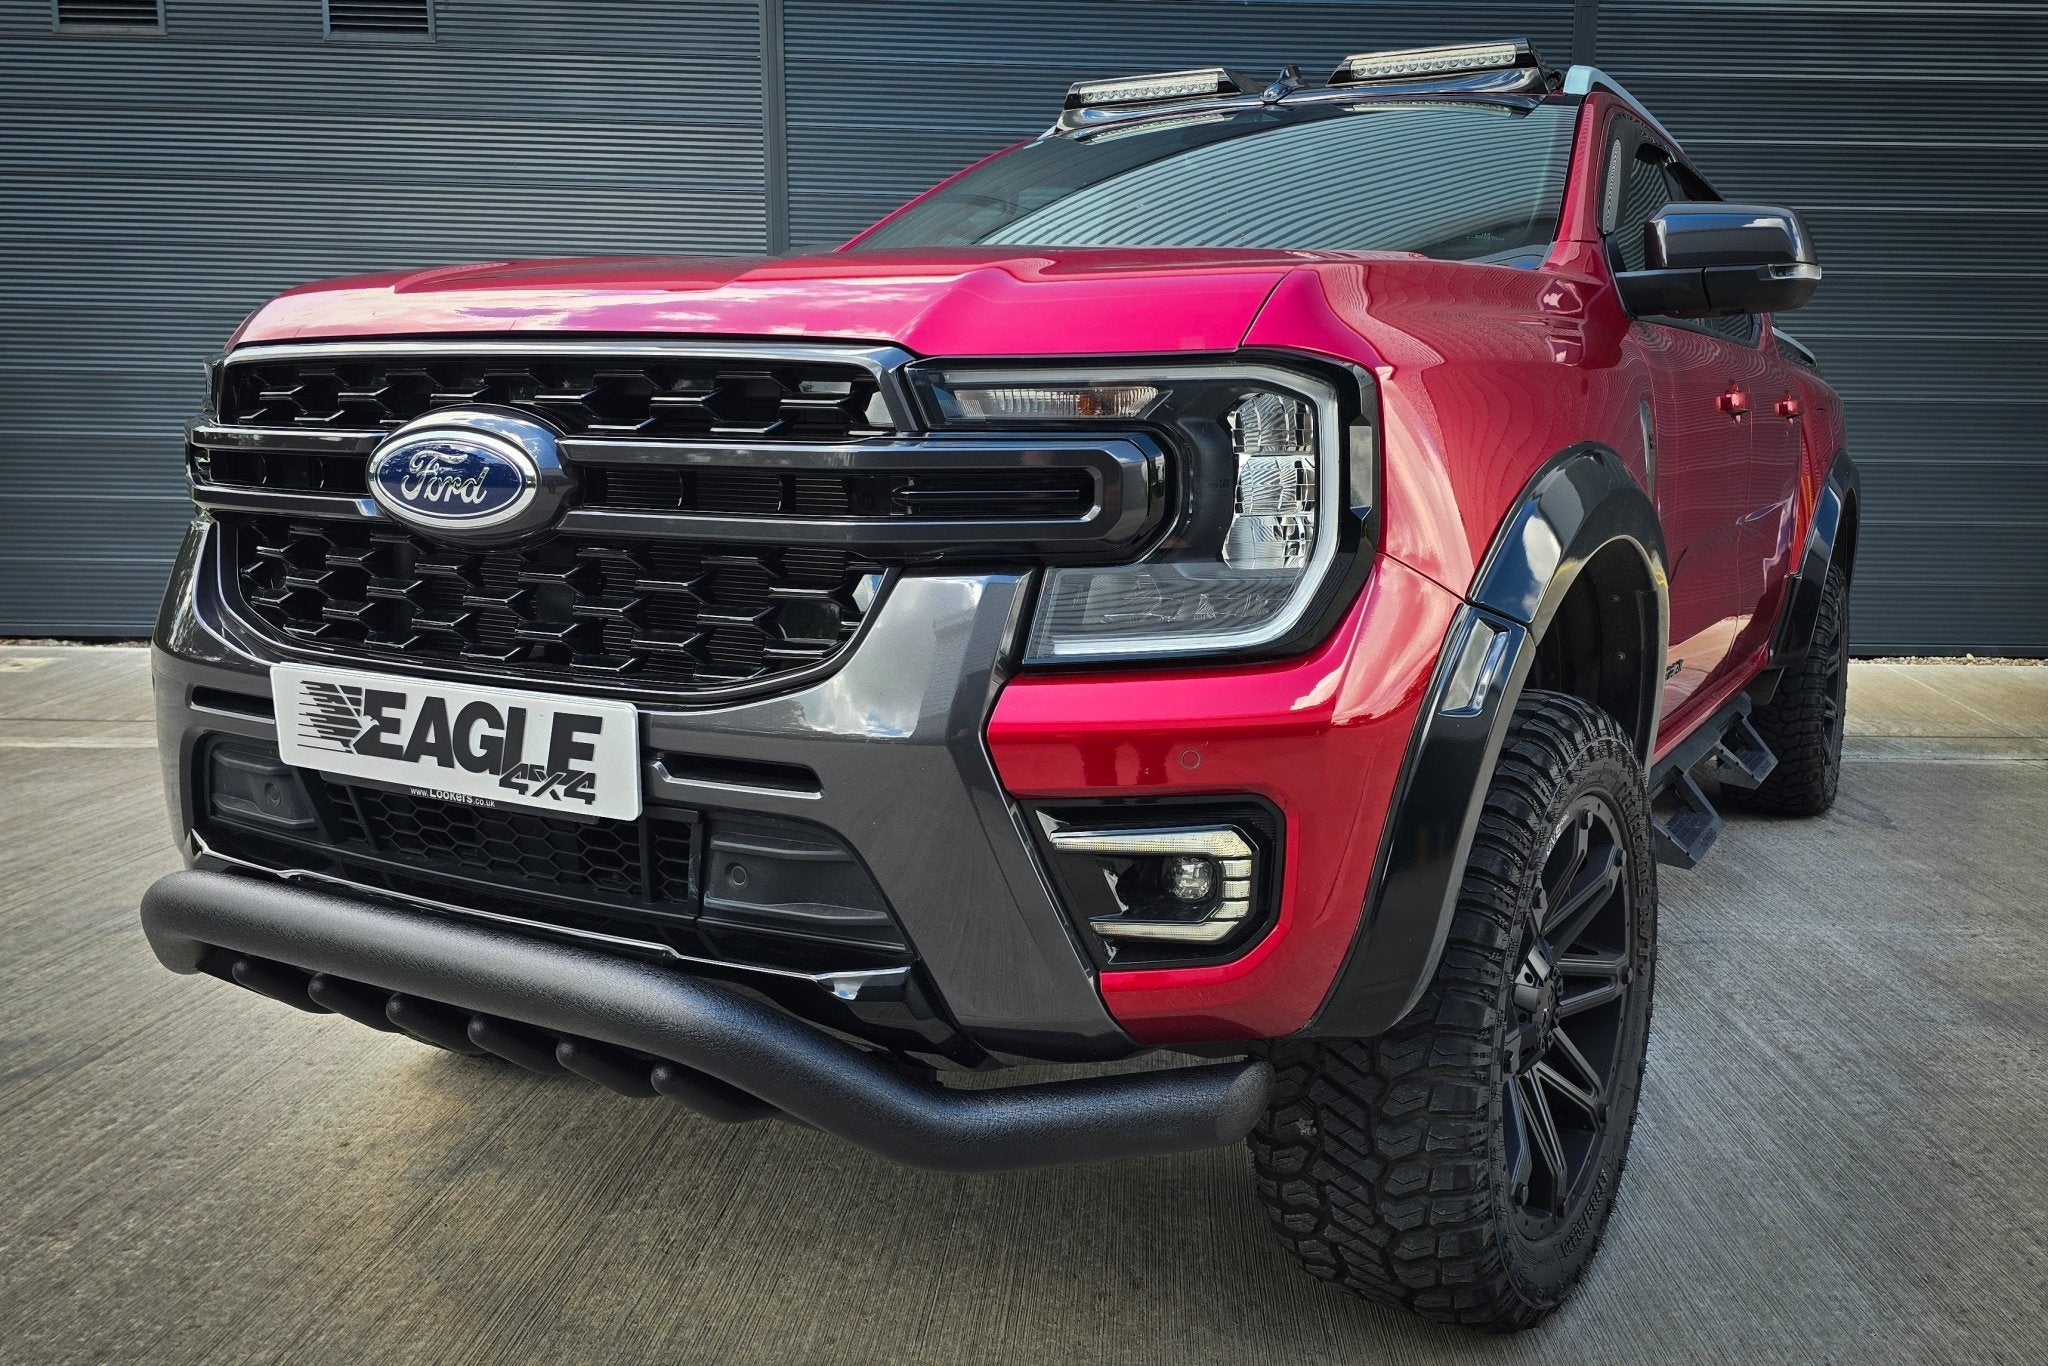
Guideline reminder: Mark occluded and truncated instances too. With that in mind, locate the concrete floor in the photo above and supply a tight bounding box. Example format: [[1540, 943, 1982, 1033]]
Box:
[[0, 646, 2043, 1364]]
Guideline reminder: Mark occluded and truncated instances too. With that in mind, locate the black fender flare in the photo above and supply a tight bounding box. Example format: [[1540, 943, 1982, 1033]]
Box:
[[1767, 450, 1860, 670], [1303, 445, 1668, 1039]]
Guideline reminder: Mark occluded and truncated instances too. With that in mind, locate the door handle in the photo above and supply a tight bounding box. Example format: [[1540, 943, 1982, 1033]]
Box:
[[1775, 395, 1803, 420], [1716, 385, 1751, 419]]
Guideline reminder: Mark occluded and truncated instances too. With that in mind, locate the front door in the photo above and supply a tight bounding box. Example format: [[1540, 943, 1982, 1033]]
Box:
[[1601, 116, 1775, 737], [1635, 320, 1761, 725]]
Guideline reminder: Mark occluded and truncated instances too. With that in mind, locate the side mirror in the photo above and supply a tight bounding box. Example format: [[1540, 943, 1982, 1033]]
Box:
[[1616, 202, 1820, 317]]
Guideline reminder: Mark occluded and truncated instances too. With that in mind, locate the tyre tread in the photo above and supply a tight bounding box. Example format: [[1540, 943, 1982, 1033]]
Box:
[[1250, 692, 1653, 1331]]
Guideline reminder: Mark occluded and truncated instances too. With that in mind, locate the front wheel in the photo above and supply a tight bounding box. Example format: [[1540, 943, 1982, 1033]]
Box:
[[1250, 692, 1657, 1331]]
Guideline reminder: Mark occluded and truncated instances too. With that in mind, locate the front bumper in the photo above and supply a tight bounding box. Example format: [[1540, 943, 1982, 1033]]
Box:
[[141, 870, 1271, 1171], [154, 513, 1459, 1057], [157, 517, 1129, 1060]]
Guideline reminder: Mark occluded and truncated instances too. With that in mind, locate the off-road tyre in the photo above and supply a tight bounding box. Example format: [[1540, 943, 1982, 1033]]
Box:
[[1250, 692, 1658, 1331], [1731, 565, 1849, 817]]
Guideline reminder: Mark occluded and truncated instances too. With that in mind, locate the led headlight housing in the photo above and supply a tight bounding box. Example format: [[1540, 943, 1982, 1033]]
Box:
[[911, 361, 1364, 663]]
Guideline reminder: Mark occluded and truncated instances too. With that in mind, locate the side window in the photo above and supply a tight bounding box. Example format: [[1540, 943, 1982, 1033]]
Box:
[[1605, 122, 1761, 345], [1603, 136, 1677, 274]]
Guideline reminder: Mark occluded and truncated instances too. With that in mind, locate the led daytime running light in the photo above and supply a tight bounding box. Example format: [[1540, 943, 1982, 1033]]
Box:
[[936, 383, 1161, 422]]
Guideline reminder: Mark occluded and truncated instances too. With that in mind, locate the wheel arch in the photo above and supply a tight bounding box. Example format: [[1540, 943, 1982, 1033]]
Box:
[[1769, 449, 1861, 669], [1304, 443, 1668, 1039], [1469, 444, 1669, 760]]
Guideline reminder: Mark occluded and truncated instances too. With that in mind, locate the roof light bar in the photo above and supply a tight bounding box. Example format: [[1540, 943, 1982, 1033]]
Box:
[[1331, 39, 1544, 88], [1064, 66, 1244, 111]]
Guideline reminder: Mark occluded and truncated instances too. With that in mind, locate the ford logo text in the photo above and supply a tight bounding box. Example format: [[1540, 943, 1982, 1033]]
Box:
[[365, 411, 564, 540]]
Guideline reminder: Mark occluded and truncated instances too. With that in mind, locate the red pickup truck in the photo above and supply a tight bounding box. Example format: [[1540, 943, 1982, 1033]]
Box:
[[141, 41, 1856, 1329]]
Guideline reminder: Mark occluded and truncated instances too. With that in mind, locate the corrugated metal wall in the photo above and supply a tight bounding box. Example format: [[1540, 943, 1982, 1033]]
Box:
[[0, 0, 766, 633], [1598, 1, 2048, 653], [5, 0, 2043, 652]]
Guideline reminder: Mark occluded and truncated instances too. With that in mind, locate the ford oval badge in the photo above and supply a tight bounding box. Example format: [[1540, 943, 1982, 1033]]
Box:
[[366, 410, 563, 540]]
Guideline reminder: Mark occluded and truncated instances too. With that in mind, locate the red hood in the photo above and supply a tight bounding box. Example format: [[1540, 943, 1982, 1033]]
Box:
[[230, 247, 1339, 356]]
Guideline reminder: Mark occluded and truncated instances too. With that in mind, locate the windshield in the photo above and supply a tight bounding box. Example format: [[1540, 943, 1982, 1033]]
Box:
[[853, 101, 1577, 266]]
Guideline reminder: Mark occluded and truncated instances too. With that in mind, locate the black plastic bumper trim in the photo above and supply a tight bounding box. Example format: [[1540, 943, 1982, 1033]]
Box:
[[1302, 605, 1533, 1038], [141, 870, 1270, 1172]]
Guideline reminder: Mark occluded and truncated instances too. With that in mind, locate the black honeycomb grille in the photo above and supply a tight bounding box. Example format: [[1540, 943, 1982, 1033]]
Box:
[[331, 780, 686, 907], [222, 513, 880, 692], [219, 354, 889, 442]]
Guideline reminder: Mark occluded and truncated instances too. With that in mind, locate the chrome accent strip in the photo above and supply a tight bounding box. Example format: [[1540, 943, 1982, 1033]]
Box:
[[189, 485, 378, 519], [220, 338, 925, 434], [187, 829, 909, 1000], [188, 424, 383, 455], [1563, 65, 1684, 153], [1089, 916, 1244, 944]]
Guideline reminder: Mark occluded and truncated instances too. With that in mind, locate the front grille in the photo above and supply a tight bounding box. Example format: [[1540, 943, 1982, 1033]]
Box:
[[222, 512, 879, 691], [189, 445, 1095, 522], [197, 344, 1165, 694], [219, 353, 888, 442]]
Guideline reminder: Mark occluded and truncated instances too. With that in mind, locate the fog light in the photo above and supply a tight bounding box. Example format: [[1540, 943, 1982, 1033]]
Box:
[[1041, 821, 1257, 946], [208, 743, 317, 831], [1163, 854, 1217, 904]]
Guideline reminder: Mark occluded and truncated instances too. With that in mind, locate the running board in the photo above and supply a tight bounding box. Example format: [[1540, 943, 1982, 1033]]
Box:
[[1652, 769, 1722, 868], [1648, 695, 1780, 869]]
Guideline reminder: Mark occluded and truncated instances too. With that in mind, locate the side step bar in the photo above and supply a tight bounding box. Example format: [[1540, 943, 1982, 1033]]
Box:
[[140, 870, 1271, 1173], [1649, 695, 1779, 869]]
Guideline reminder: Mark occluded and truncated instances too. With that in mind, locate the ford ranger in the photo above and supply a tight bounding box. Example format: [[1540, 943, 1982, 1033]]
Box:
[[140, 41, 1858, 1330]]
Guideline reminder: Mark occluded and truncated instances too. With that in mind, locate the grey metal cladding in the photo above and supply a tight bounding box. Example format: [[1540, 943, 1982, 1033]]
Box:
[[0, 0, 768, 635], [1599, 0, 2048, 654]]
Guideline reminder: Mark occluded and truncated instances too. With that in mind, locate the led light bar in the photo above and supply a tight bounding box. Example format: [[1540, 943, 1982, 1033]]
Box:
[[1331, 39, 1542, 88], [1065, 66, 1243, 111]]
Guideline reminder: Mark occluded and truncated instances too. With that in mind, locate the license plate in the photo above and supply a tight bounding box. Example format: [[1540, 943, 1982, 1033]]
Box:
[[272, 664, 642, 820]]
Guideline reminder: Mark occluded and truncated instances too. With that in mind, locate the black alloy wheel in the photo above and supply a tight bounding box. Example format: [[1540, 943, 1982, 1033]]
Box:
[[1501, 794, 1639, 1235]]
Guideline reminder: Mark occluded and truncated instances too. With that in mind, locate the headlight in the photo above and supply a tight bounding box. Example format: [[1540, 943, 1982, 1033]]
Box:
[[910, 362, 1360, 662]]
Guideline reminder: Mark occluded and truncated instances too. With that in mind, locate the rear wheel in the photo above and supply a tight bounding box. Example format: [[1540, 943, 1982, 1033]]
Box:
[[1732, 564, 1850, 817], [1250, 692, 1657, 1331]]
